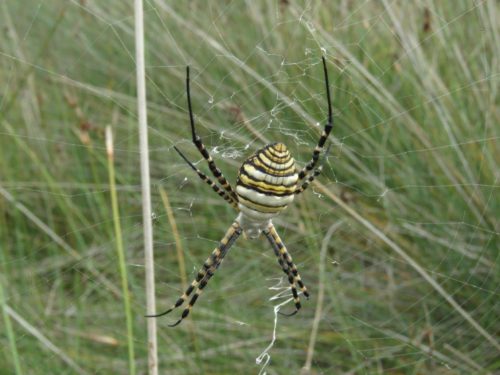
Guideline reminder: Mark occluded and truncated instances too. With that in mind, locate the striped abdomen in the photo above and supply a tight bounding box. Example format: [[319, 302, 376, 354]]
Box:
[[236, 143, 298, 221]]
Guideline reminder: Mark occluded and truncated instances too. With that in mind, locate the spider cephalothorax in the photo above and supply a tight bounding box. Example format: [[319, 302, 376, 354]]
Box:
[[147, 57, 333, 326]]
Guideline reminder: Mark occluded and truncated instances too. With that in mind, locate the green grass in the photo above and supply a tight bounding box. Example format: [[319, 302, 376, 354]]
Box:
[[1, 1, 499, 374]]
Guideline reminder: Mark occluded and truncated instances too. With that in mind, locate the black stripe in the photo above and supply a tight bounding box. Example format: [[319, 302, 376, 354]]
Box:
[[264, 147, 291, 160], [190, 293, 200, 304], [237, 193, 289, 210], [196, 142, 210, 160], [238, 174, 296, 196], [246, 158, 297, 178], [237, 179, 295, 197], [199, 279, 207, 289], [239, 168, 297, 188], [257, 153, 292, 170], [318, 135, 327, 148], [237, 179, 295, 196], [211, 166, 222, 177], [263, 150, 291, 163], [257, 152, 292, 169], [256, 153, 276, 169], [266, 145, 288, 156]]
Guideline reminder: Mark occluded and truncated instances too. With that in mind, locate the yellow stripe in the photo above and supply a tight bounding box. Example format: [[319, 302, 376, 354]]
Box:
[[253, 157, 296, 175], [244, 164, 297, 185], [265, 154, 295, 169], [244, 164, 295, 185], [252, 157, 273, 173], [239, 173, 295, 194], [259, 152, 275, 167], [259, 152, 294, 169], [264, 149, 291, 163], [238, 196, 287, 213], [273, 143, 287, 153], [269, 148, 289, 158]]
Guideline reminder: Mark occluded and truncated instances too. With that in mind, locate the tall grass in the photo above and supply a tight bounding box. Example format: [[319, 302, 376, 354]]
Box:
[[134, 0, 158, 372], [0, 273, 22, 374], [106, 126, 136, 374], [0, 1, 498, 374]]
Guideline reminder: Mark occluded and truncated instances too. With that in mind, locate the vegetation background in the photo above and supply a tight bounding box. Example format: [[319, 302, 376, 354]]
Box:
[[1, 1, 498, 374]]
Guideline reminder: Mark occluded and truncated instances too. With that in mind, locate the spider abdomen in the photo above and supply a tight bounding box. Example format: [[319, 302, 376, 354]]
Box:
[[236, 143, 298, 220]]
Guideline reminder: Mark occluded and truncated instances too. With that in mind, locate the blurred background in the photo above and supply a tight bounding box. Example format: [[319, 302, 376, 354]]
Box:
[[1, 1, 498, 374]]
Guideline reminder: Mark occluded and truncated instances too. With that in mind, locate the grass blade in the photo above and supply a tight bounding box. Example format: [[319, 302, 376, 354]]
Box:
[[134, 0, 158, 373], [106, 126, 136, 375]]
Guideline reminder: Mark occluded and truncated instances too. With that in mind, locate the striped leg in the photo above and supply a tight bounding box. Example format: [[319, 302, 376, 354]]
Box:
[[185, 66, 238, 202], [265, 224, 309, 315], [295, 144, 331, 195], [263, 229, 301, 316], [297, 56, 333, 181], [174, 146, 238, 209], [146, 222, 242, 326], [295, 167, 322, 195], [145, 244, 222, 319], [168, 225, 239, 327]]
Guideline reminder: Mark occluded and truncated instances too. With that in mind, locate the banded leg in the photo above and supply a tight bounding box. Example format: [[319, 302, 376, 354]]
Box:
[[265, 224, 310, 315], [174, 146, 238, 209], [264, 229, 301, 316], [145, 243, 222, 318], [297, 56, 334, 180], [185, 66, 238, 202], [295, 144, 331, 195], [168, 226, 239, 327], [146, 222, 242, 325]]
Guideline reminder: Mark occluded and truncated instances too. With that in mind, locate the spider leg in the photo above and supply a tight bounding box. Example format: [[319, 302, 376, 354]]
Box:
[[168, 242, 230, 327], [264, 229, 301, 316], [144, 246, 221, 318], [146, 222, 242, 326], [174, 146, 238, 209], [167, 264, 218, 327], [297, 56, 334, 181], [185, 66, 238, 202], [264, 224, 309, 316], [168, 222, 242, 327], [294, 144, 331, 195]]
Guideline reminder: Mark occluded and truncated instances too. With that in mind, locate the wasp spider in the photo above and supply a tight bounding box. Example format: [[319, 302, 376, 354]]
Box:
[[147, 57, 333, 327]]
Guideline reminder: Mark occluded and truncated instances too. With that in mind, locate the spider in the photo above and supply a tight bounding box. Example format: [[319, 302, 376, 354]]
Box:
[[147, 57, 333, 327]]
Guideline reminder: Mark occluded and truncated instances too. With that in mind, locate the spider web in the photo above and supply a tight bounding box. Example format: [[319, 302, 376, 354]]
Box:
[[1, 1, 499, 374]]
